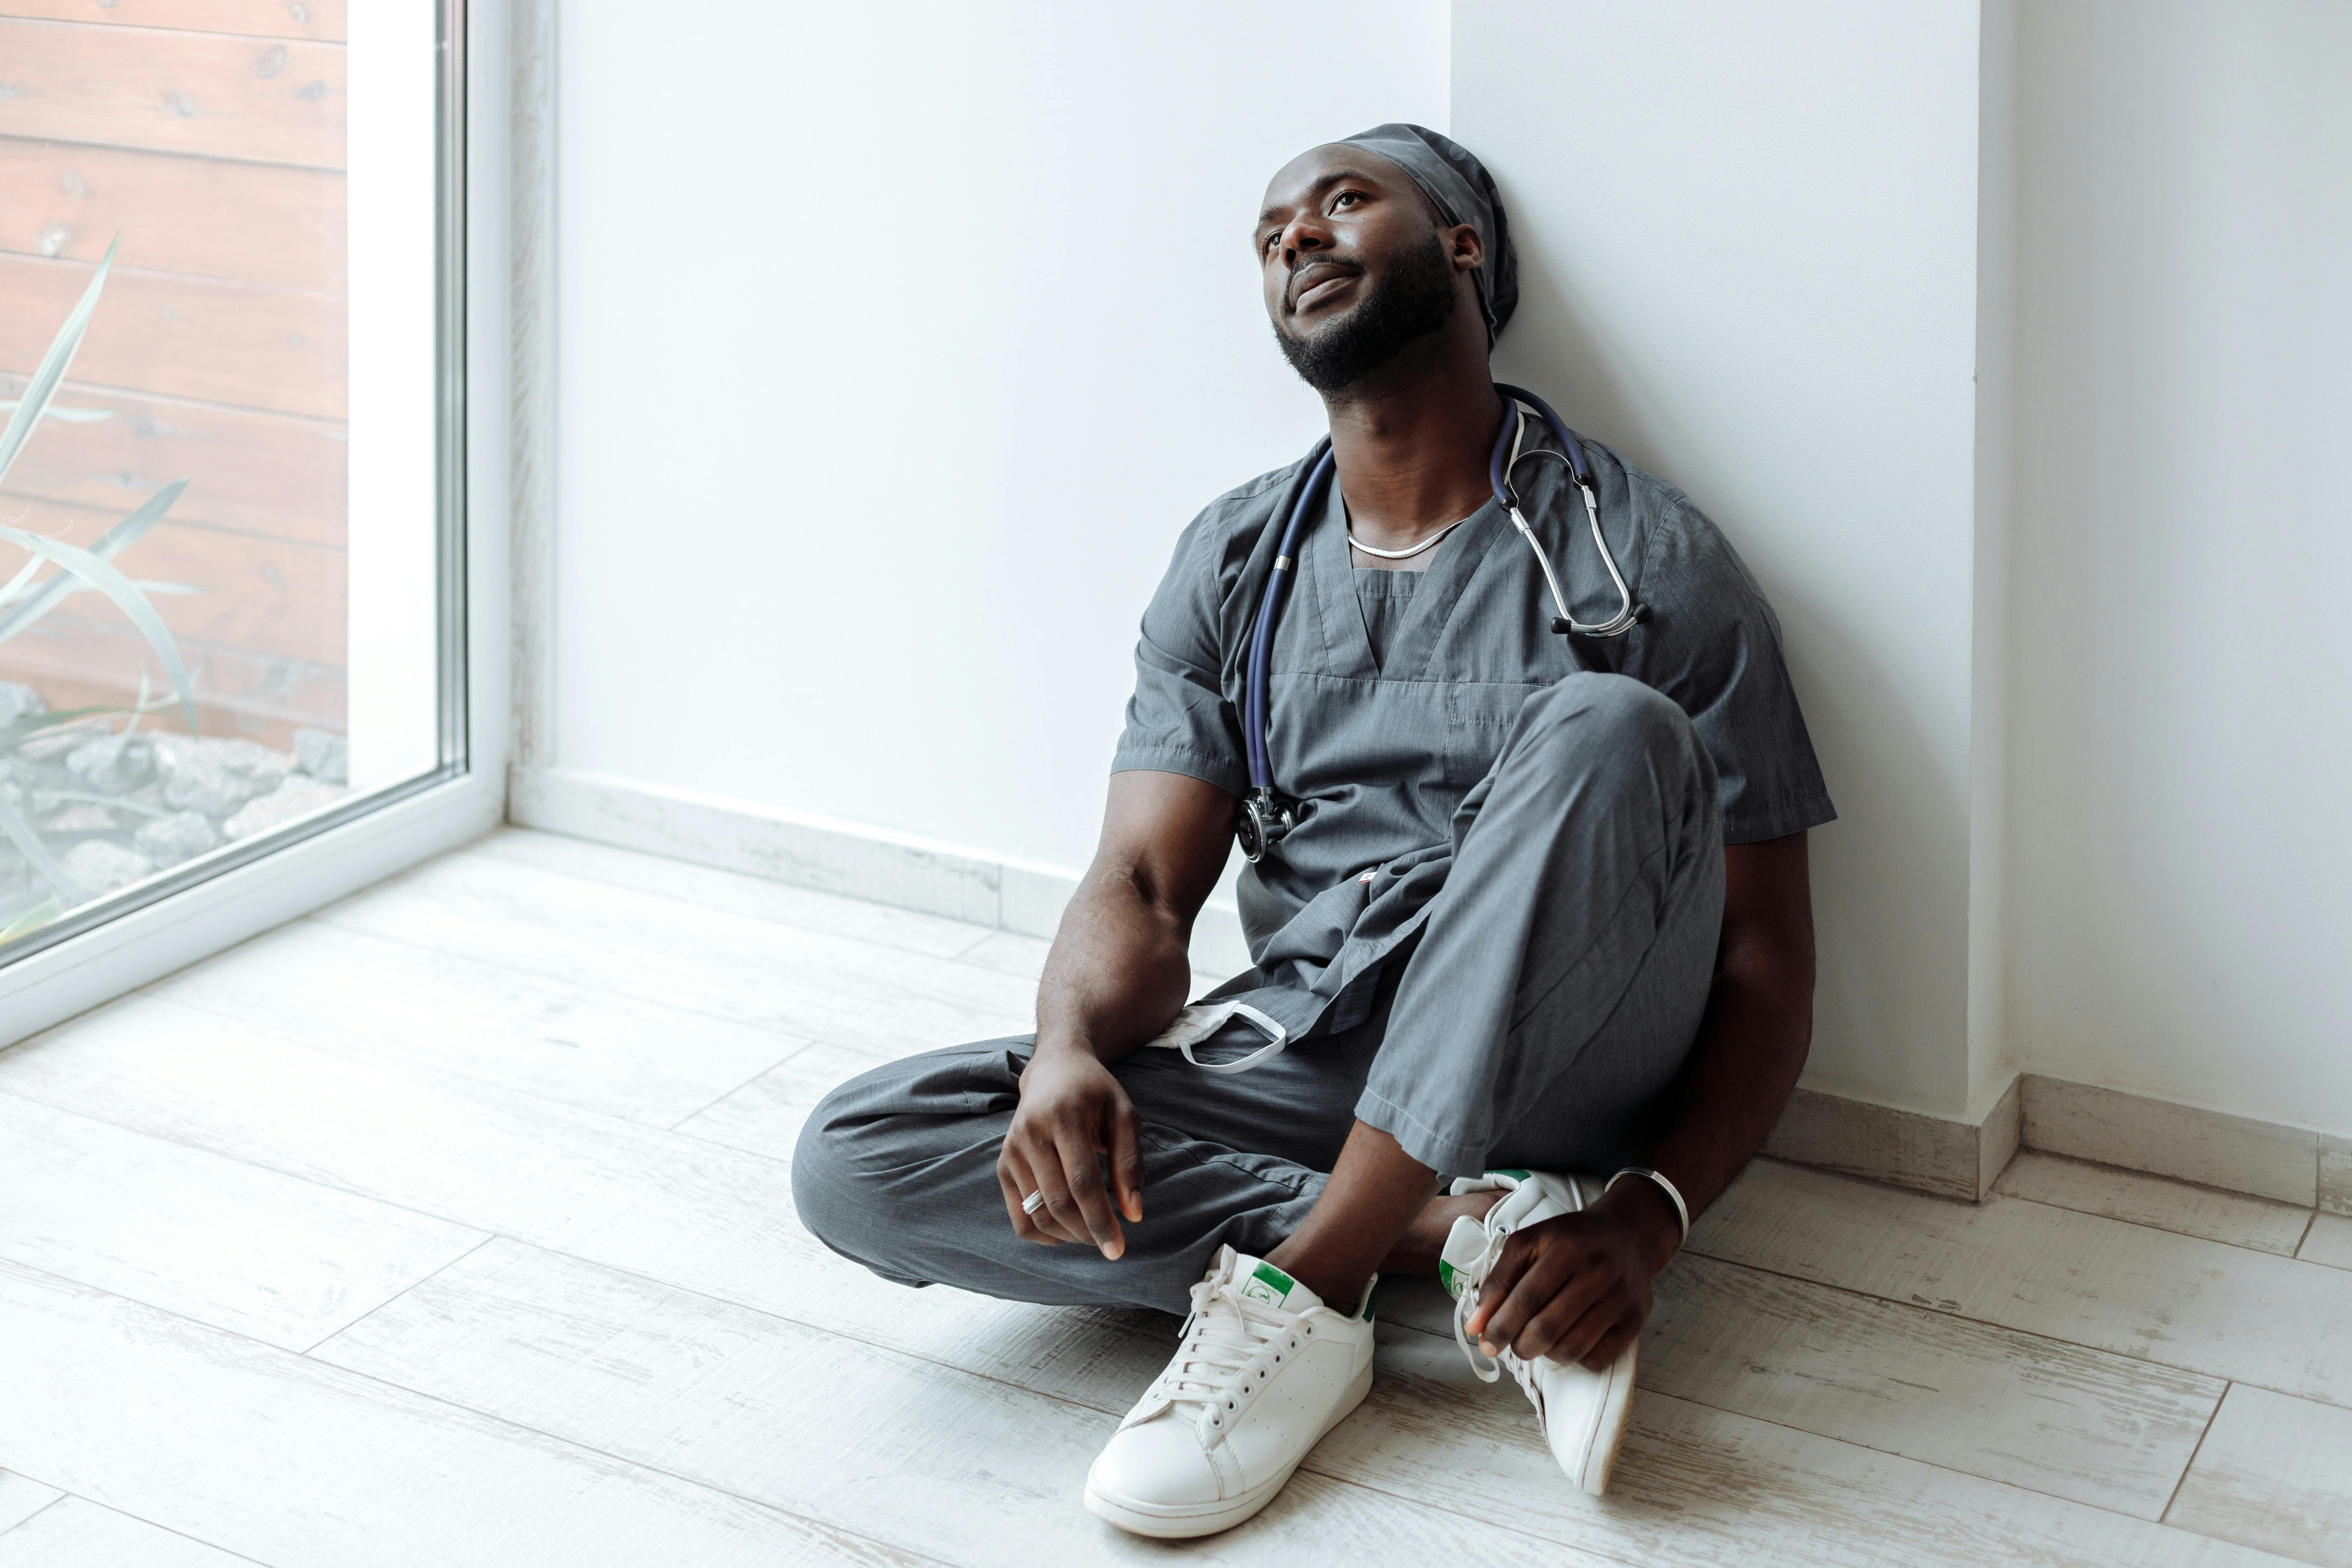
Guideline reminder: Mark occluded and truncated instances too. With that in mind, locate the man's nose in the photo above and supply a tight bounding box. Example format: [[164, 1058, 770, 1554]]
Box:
[[1279, 216, 1333, 268]]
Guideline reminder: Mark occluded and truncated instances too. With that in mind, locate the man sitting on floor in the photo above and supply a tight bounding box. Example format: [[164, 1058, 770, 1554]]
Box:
[[794, 123, 1832, 1539]]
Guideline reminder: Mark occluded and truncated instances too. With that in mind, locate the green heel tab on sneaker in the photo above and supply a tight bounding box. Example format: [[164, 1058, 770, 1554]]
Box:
[[1238, 1260, 1303, 1310]]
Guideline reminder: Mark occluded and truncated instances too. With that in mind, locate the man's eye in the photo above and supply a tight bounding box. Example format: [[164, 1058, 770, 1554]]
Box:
[[1333, 191, 1361, 209]]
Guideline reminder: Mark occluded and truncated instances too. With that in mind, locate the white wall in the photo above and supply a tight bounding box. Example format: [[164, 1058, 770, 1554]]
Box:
[[1456, 1, 1993, 1114], [2004, 0, 2352, 1130], [553, 1, 1447, 872], [548, 0, 2352, 1138]]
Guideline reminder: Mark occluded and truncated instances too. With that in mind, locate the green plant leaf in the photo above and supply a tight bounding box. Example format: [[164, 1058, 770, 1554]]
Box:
[[0, 552, 40, 606], [0, 890, 65, 946], [0, 525, 197, 735], [0, 476, 187, 641], [0, 706, 118, 750], [0, 233, 117, 490], [0, 400, 113, 424], [0, 787, 85, 904]]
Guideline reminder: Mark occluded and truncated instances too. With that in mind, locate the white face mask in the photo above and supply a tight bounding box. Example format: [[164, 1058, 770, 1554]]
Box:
[[1144, 999, 1289, 1075]]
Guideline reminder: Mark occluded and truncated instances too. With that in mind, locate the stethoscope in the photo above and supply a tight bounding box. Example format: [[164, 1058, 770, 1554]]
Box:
[[1236, 383, 1646, 862]]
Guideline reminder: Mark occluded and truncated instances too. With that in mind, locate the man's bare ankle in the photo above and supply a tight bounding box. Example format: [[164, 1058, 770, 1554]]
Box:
[[1373, 1189, 1502, 1278], [1260, 1245, 1371, 1315]]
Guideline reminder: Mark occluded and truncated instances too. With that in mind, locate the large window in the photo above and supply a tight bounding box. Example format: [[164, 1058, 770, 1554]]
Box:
[[0, 2, 461, 961]]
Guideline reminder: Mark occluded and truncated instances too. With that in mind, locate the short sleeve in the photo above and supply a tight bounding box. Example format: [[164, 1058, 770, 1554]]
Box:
[[1626, 496, 1837, 844], [1111, 512, 1249, 798]]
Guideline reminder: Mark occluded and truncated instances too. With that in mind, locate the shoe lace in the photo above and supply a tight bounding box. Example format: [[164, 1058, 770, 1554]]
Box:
[[1451, 1220, 1511, 1385], [1153, 1271, 1306, 1434]]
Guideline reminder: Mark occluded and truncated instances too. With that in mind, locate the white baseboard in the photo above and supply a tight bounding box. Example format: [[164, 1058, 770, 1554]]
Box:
[[1771, 1068, 2352, 1210], [2019, 1074, 2345, 1210], [1765, 1074, 2022, 1203], [507, 766, 1255, 976], [508, 766, 2352, 1211]]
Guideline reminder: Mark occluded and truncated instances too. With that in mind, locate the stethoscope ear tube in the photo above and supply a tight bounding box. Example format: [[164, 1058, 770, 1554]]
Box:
[[1235, 389, 1646, 860], [1492, 383, 1646, 638], [1237, 444, 1333, 861]]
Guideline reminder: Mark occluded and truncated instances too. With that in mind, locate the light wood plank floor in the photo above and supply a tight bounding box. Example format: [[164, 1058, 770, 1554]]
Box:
[[5, 827, 2348, 1568]]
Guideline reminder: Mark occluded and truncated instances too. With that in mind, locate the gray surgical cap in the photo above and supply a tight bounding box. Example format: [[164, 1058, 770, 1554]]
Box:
[[1337, 122, 1517, 343]]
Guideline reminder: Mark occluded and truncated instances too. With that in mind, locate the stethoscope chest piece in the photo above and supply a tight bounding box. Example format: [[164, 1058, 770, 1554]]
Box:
[[1236, 787, 1293, 864]]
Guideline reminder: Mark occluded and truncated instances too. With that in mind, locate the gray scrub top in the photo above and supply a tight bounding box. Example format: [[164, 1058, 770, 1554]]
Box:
[[1112, 417, 1835, 1042]]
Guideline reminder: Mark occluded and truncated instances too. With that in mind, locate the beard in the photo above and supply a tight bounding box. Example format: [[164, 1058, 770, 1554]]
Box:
[[1273, 230, 1461, 394]]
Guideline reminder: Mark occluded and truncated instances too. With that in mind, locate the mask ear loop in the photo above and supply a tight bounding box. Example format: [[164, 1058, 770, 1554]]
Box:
[[1147, 1000, 1292, 1074]]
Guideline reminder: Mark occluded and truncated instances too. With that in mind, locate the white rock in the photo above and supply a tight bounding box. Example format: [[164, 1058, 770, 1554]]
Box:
[[150, 734, 294, 817], [65, 733, 156, 794], [291, 727, 349, 784], [223, 776, 347, 840], [0, 683, 44, 727], [42, 804, 116, 833], [59, 839, 153, 896], [134, 811, 222, 867]]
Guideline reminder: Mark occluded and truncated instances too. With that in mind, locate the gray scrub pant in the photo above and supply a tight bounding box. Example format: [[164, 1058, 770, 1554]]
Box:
[[792, 673, 1725, 1315]]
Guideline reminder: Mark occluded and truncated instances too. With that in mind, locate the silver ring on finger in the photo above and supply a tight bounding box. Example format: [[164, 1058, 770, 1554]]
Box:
[[1021, 1190, 1048, 1216]]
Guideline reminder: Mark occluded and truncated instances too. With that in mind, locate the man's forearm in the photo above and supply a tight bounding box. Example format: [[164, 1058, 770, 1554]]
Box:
[[1032, 866, 1195, 1067], [1606, 965, 1811, 1262]]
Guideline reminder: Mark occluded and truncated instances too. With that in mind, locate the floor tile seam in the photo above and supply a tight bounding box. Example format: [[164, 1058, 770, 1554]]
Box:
[[349, 1232, 1182, 1429], [0, 1490, 64, 1542], [263, 911, 856, 1039], [2010, 1146, 2323, 1224], [118, 989, 838, 1158], [12, 1242, 2260, 1566], [0, 1081, 503, 1262], [1676, 1241, 2352, 1414], [1301, 1375, 2204, 1557], [130, 979, 823, 1131], [290, 1236, 1560, 1558], [1286, 1462, 1636, 1568], [1608, 1388, 2206, 1534], [458, 842, 1000, 962], [661, 1041, 827, 1135], [1738, 1162, 2350, 1280], [298, 1233, 502, 1356], [1992, 1186, 2311, 1260], [453, 1240, 2208, 1556], [1381, 1302, 2209, 1528], [0, 1260, 958, 1568], [1778, 1156, 2317, 1264], [2291, 1208, 2319, 1259], [1989, 1190, 2352, 1278], [0, 1484, 278, 1567], [1674, 1242, 2236, 1395], [2159, 1382, 2230, 1527], [299, 907, 1030, 1040]]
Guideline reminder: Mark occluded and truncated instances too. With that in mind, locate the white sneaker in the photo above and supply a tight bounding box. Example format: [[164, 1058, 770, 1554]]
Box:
[[1440, 1169, 1637, 1495], [1083, 1246, 1376, 1539]]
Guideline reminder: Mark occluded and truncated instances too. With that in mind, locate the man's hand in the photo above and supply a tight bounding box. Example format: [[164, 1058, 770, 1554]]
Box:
[[1463, 1180, 1681, 1371], [997, 1046, 1145, 1259]]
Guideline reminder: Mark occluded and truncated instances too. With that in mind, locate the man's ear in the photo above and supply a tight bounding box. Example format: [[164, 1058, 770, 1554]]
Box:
[[1449, 223, 1485, 272]]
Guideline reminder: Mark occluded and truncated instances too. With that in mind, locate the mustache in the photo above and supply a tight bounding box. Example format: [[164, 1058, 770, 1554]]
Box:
[[1285, 258, 1365, 313]]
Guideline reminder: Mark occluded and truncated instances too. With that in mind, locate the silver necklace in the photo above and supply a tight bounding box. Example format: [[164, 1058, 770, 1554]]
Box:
[[1346, 517, 1467, 560]]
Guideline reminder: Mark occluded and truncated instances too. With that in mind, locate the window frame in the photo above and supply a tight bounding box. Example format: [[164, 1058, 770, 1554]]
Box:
[[0, 0, 513, 1042]]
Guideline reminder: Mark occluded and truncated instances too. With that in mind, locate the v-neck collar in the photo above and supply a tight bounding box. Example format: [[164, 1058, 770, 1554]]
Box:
[[1306, 481, 1512, 683]]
